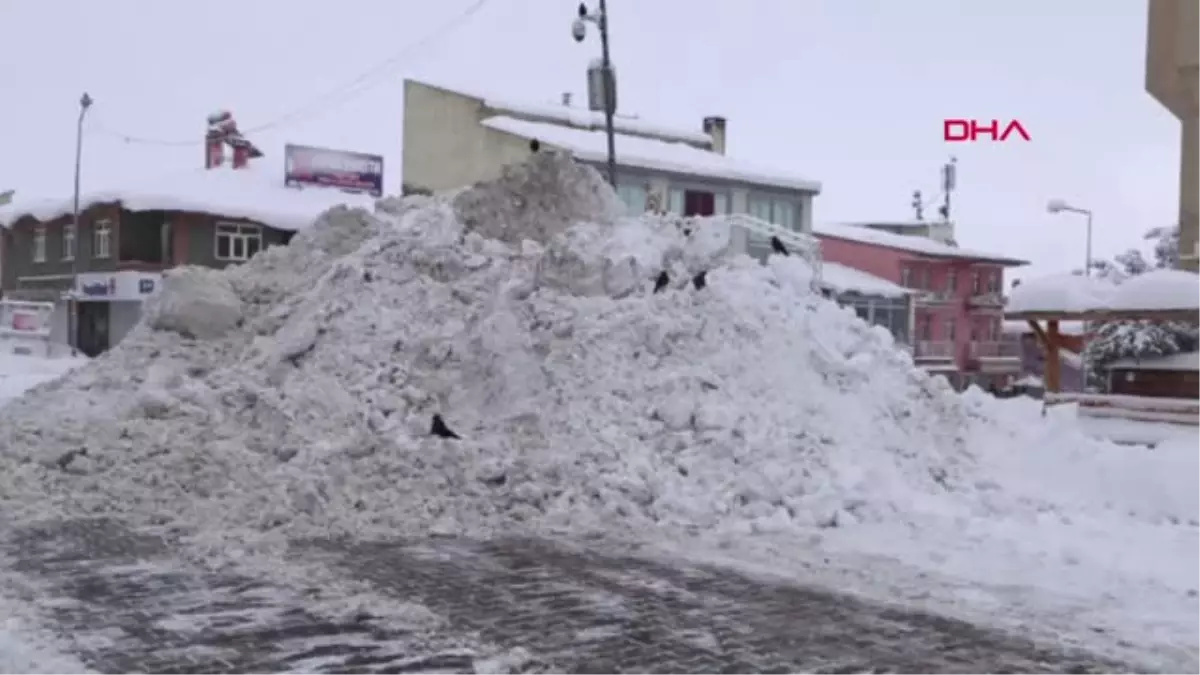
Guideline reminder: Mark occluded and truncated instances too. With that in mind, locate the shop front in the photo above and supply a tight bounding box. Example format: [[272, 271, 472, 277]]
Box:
[[70, 271, 162, 356]]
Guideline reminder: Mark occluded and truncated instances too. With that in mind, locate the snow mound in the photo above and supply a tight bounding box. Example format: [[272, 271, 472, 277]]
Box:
[[0, 153, 1188, 553], [145, 267, 244, 340]]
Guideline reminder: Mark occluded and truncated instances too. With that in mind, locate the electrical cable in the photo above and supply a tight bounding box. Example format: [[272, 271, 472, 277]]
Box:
[[93, 0, 489, 147]]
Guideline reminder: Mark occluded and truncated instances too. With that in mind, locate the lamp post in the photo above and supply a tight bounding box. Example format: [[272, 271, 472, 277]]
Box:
[[69, 92, 93, 356], [1046, 198, 1093, 278], [1046, 197, 1095, 391], [571, 1, 617, 186]]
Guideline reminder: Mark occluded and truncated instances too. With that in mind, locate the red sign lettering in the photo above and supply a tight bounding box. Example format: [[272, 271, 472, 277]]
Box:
[[943, 119, 1031, 143]]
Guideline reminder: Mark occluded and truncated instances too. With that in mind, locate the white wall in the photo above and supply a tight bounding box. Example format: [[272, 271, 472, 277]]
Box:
[[109, 301, 144, 346]]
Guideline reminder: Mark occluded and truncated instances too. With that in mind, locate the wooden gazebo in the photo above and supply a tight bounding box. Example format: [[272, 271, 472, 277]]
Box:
[[1004, 270, 1199, 424]]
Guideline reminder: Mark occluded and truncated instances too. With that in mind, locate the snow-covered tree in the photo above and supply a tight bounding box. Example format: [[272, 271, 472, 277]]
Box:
[[1144, 224, 1180, 269], [1084, 319, 1198, 366]]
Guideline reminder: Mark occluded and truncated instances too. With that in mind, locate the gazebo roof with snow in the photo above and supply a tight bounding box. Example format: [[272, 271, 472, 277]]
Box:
[[1005, 269, 1199, 322]]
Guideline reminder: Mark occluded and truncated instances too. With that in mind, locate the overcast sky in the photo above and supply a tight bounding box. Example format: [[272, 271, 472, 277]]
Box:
[[0, 0, 1181, 280]]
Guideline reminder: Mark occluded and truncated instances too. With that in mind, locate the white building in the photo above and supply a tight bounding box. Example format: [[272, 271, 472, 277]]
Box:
[[401, 79, 821, 241]]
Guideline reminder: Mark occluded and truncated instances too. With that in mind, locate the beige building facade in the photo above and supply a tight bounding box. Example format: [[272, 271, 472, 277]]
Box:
[[400, 79, 821, 238], [1145, 0, 1199, 271]]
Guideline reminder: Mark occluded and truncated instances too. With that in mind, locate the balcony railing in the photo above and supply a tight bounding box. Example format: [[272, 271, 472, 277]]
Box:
[[967, 291, 1005, 308], [969, 340, 1021, 359], [914, 340, 955, 360], [913, 290, 955, 305]]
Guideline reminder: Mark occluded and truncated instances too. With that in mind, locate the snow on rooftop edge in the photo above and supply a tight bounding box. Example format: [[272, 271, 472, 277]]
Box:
[[819, 262, 912, 298], [1106, 269, 1200, 312], [0, 166, 377, 232], [1006, 273, 1116, 314], [410, 78, 714, 148], [814, 222, 1026, 265], [1008, 269, 1198, 315], [482, 116, 821, 193]]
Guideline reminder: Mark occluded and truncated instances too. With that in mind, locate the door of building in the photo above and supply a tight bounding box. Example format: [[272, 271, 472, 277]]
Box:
[[683, 190, 716, 217], [76, 302, 110, 357]]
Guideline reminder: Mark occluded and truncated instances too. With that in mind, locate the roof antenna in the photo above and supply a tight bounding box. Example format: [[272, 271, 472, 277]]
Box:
[[911, 189, 924, 221], [939, 156, 957, 221]]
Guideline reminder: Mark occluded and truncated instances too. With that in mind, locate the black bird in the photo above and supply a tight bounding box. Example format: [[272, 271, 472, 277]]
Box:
[[770, 235, 790, 257], [653, 270, 670, 293], [430, 414, 461, 440], [692, 270, 708, 290], [529, 138, 541, 153]]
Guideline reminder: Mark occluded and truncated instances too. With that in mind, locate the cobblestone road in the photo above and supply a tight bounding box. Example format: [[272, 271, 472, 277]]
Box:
[[0, 518, 1132, 674]]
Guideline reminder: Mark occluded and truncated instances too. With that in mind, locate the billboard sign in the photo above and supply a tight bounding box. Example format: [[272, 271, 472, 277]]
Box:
[[284, 144, 384, 197], [0, 300, 53, 338]]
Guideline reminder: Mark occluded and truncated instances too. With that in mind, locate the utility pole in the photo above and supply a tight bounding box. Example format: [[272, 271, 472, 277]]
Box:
[[572, 1, 618, 186], [69, 92, 93, 356]]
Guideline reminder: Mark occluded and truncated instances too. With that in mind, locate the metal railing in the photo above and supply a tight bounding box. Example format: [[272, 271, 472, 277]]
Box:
[[969, 340, 1021, 359], [914, 340, 955, 359]]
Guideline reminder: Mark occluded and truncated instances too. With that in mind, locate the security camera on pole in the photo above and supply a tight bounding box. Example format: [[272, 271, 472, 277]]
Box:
[[571, 1, 618, 187]]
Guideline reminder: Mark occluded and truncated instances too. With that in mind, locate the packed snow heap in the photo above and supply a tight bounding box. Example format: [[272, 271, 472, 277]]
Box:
[[0, 153, 1188, 550]]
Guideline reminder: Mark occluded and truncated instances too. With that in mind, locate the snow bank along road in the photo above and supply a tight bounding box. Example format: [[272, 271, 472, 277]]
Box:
[[0, 153, 1193, 672]]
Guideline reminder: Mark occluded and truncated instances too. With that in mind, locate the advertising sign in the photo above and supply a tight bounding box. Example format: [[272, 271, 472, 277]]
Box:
[[0, 300, 53, 338], [284, 144, 384, 197], [73, 272, 161, 302]]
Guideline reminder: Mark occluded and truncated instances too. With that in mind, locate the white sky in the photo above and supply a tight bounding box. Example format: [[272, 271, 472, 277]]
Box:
[[0, 0, 1182, 281]]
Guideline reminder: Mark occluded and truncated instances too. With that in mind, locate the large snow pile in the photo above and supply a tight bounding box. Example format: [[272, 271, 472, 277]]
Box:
[[0, 154, 1190, 556]]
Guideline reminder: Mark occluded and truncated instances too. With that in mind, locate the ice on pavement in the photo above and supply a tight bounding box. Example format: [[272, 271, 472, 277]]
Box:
[[0, 153, 1194, 668], [0, 594, 93, 674]]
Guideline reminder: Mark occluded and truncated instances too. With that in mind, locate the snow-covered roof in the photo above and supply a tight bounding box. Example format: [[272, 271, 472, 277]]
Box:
[[482, 116, 821, 193], [1008, 269, 1197, 316], [1006, 273, 1117, 315], [413, 78, 713, 148], [813, 222, 1026, 265], [1002, 319, 1087, 335], [818, 262, 913, 298], [0, 165, 377, 232], [1106, 350, 1199, 372]]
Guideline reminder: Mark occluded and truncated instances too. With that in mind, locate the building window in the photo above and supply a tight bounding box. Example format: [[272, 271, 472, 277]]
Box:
[[215, 222, 263, 261], [986, 271, 999, 293], [714, 192, 729, 215], [62, 223, 76, 260], [668, 188, 685, 215], [900, 266, 913, 287], [616, 183, 648, 216], [918, 313, 933, 340], [774, 200, 796, 231], [970, 270, 981, 294], [946, 269, 956, 292], [943, 317, 956, 341], [921, 267, 932, 289], [93, 219, 112, 259], [32, 225, 47, 262], [747, 195, 772, 222]]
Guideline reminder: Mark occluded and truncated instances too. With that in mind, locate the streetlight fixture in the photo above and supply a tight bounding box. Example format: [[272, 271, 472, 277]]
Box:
[[571, 1, 618, 187], [1046, 198, 1094, 278], [1046, 197, 1096, 391], [69, 92, 93, 356]]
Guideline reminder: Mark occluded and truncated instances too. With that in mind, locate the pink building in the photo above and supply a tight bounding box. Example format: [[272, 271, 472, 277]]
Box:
[[815, 223, 1028, 390]]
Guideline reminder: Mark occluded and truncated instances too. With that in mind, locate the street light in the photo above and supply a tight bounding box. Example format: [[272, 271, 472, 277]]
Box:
[[1046, 198, 1093, 278], [1047, 197, 1095, 392], [571, 1, 617, 187], [69, 92, 93, 356]]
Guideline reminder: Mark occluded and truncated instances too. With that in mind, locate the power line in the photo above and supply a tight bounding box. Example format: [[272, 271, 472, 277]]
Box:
[[93, 0, 489, 148]]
